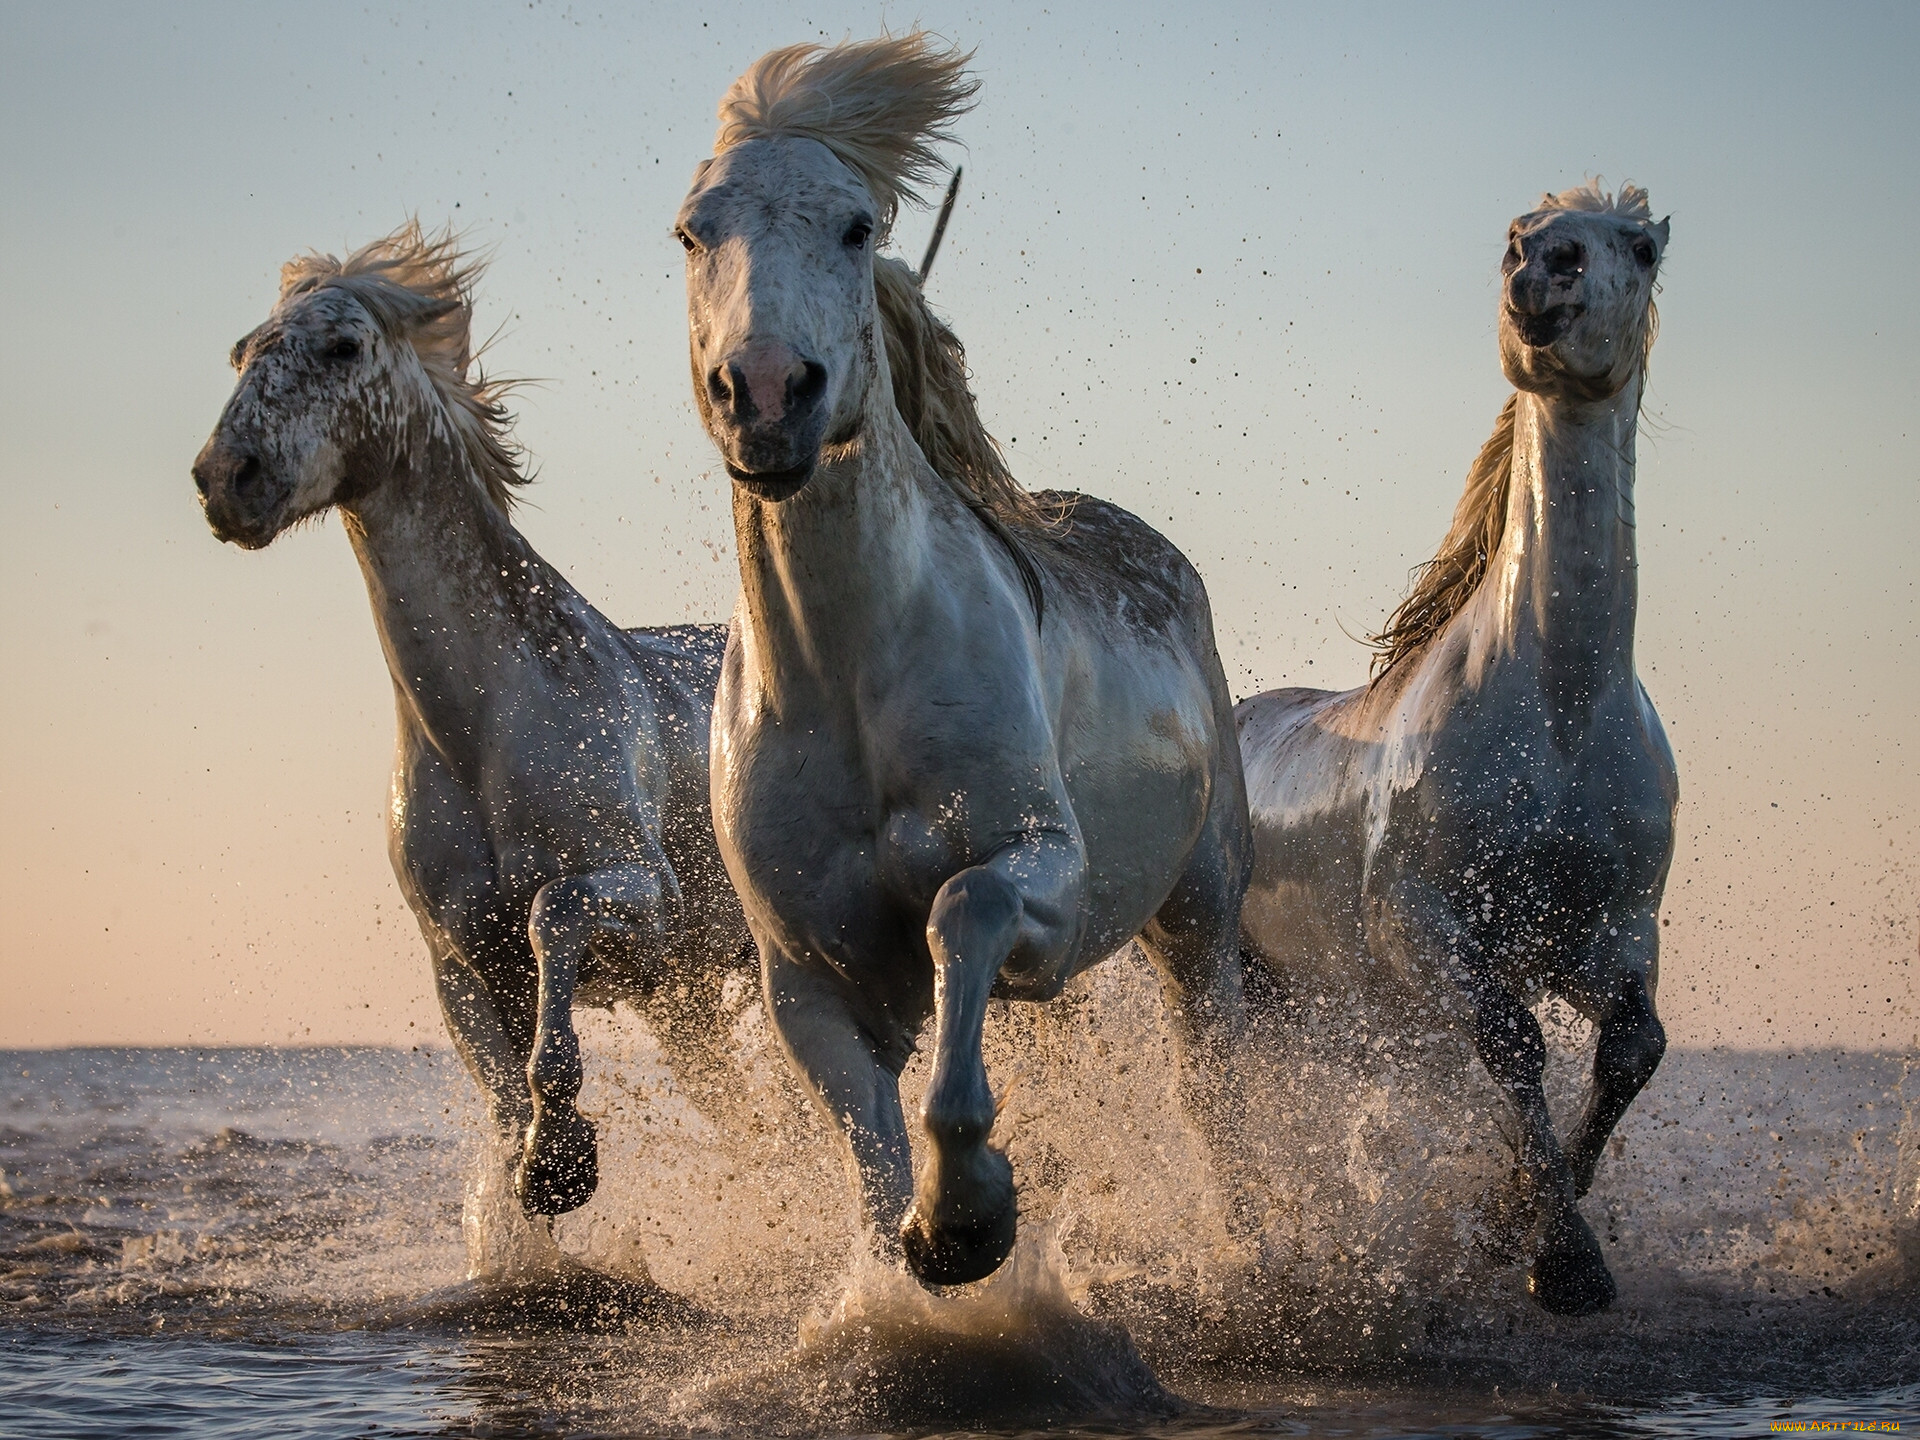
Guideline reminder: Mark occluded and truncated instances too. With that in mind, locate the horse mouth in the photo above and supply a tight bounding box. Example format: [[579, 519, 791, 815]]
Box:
[[1511, 304, 1580, 348], [726, 461, 816, 502]]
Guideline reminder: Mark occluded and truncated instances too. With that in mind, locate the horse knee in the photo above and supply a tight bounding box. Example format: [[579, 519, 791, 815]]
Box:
[[1599, 1007, 1665, 1093], [528, 879, 595, 949], [927, 867, 1022, 950], [530, 1026, 582, 1097], [923, 1083, 995, 1152]]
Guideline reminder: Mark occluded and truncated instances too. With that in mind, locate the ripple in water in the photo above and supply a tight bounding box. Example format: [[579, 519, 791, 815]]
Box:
[[0, 952, 1914, 1437]]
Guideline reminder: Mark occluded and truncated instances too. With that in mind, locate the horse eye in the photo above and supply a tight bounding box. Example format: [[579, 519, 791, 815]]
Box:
[[843, 222, 872, 250], [1632, 238, 1656, 266], [676, 228, 698, 254], [326, 337, 362, 362]]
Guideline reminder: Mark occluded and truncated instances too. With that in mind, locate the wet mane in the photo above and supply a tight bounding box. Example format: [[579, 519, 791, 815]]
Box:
[[1537, 177, 1656, 220], [279, 221, 529, 513], [1368, 181, 1661, 679], [874, 254, 1060, 618]]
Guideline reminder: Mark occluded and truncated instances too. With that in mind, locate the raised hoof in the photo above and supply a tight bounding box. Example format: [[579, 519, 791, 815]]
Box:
[[1527, 1216, 1616, 1316], [515, 1104, 598, 1217], [899, 1195, 1018, 1288]]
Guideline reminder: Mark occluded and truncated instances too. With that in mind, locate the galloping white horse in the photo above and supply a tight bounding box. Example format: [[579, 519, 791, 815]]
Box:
[[678, 35, 1253, 1287], [1237, 184, 1676, 1315], [190, 227, 753, 1258]]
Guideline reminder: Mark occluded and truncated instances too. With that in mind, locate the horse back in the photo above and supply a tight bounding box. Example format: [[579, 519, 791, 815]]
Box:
[[1028, 492, 1217, 656]]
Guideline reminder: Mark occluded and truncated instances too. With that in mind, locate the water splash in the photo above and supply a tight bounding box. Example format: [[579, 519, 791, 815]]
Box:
[[682, 1227, 1176, 1432]]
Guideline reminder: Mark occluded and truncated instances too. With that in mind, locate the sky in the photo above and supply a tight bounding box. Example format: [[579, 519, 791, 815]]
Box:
[[1, 2, 1914, 1050]]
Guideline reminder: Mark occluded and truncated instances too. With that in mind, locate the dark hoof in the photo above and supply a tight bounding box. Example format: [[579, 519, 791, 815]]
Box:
[[1528, 1215, 1616, 1316], [516, 1104, 598, 1216], [899, 1194, 1018, 1287]]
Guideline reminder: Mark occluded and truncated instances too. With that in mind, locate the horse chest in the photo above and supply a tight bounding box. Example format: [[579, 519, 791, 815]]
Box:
[[1414, 736, 1672, 953]]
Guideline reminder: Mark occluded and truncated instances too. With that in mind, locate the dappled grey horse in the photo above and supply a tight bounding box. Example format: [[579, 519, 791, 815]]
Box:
[[191, 225, 751, 1272], [1236, 184, 1676, 1315], [680, 35, 1252, 1286]]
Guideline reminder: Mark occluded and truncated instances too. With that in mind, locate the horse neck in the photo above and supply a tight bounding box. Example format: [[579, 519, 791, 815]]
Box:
[[339, 406, 578, 763], [1470, 377, 1644, 721], [730, 401, 938, 703]]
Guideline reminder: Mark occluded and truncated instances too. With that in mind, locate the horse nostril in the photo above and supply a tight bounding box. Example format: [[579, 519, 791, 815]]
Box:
[[1545, 239, 1584, 277], [789, 361, 827, 411], [232, 455, 263, 496], [709, 363, 751, 420]]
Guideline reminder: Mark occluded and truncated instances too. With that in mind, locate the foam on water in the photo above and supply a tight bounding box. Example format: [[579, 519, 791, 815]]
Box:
[[1, 953, 1915, 1435]]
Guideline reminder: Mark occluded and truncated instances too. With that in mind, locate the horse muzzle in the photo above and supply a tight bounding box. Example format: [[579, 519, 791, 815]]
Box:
[[705, 341, 830, 502], [1507, 303, 1581, 349], [193, 440, 291, 549]]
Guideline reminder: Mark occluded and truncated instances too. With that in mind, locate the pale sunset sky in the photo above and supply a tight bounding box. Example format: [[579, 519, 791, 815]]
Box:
[[1, 2, 1914, 1049]]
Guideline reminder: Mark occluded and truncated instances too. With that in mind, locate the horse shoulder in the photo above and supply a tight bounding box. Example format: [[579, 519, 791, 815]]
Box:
[[389, 721, 500, 954]]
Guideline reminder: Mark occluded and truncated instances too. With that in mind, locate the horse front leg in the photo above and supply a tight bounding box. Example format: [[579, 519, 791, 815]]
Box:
[[518, 864, 675, 1217], [430, 941, 534, 1146], [899, 868, 1024, 1285], [901, 839, 1082, 1287], [1458, 971, 1615, 1315], [1563, 935, 1666, 1197], [1138, 768, 1255, 1230], [762, 943, 916, 1247]]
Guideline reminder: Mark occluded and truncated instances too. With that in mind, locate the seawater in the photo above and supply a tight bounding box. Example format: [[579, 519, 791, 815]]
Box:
[[1, 951, 1914, 1438]]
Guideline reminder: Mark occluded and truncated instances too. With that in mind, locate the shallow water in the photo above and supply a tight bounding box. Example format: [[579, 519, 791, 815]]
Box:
[[2, 957, 1915, 1437]]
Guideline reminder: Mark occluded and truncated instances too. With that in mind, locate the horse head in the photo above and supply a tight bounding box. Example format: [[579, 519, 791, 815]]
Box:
[[1498, 181, 1669, 405], [676, 34, 978, 503], [194, 223, 521, 547], [677, 139, 872, 501]]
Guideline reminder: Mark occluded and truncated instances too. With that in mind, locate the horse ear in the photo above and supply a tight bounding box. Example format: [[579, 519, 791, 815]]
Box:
[[1651, 216, 1671, 250]]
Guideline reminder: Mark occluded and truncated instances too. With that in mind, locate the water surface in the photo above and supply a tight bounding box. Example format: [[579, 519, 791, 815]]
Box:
[[2, 966, 1913, 1437]]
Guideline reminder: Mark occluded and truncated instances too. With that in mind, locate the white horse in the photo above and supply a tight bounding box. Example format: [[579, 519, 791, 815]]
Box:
[[1236, 183, 1676, 1315], [190, 226, 754, 1266], [678, 35, 1253, 1286]]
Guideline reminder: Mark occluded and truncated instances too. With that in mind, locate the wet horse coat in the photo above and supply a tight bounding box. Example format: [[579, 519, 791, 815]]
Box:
[[191, 227, 750, 1273], [1237, 185, 1677, 1315], [680, 36, 1253, 1285]]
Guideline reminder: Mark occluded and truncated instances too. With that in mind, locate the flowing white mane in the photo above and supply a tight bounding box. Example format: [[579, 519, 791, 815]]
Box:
[[1535, 178, 1655, 220], [713, 32, 979, 240], [277, 222, 530, 512]]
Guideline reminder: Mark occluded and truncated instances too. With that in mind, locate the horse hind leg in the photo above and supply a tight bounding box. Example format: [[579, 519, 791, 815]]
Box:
[[1563, 958, 1666, 1198]]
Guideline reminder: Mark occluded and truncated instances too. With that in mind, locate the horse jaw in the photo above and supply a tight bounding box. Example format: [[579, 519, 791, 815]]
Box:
[[679, 136, 883, 501]]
